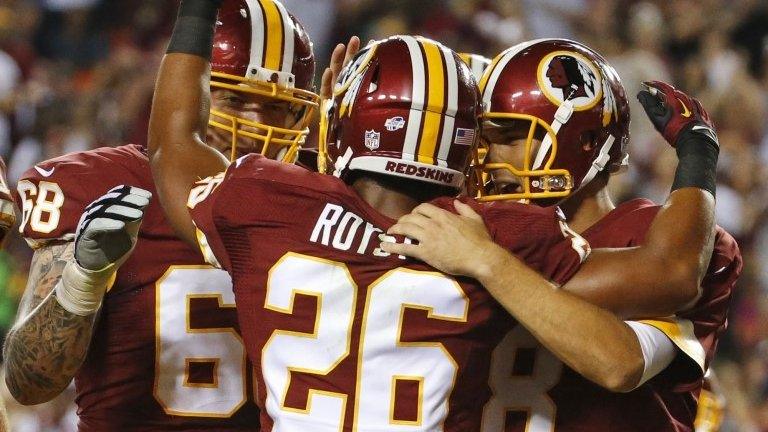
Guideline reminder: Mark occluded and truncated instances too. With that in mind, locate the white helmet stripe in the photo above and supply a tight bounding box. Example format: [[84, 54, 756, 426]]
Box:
[[437, 46, 459, 166], [245, 0, 265, 74], [401, 36, 426, 161], [472, 60, 486, 81], [441, 47, 459, 117], [274, 0, 295, 73]]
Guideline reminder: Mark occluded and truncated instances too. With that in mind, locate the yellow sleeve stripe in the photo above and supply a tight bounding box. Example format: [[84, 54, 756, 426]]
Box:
[[694, 388, 725, 432], [195, 226, 222, 269], [639, 317, 706, 373]]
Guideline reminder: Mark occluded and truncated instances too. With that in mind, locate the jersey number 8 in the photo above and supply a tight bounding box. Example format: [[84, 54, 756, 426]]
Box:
[[17, 180, 65, 234]]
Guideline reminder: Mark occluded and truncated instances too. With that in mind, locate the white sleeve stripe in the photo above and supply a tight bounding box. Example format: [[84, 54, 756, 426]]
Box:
[[625, 321, 677, 388]]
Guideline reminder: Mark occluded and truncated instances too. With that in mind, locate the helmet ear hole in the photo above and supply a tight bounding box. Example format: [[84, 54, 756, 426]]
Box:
[[579, 131, 597, 152]]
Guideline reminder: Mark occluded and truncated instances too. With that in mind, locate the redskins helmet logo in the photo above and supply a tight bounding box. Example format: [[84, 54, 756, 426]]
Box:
[[537, 51, 603, 111]]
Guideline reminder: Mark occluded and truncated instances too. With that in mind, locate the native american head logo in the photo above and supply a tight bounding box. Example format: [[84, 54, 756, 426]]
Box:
[[537, 51, 603, 111]]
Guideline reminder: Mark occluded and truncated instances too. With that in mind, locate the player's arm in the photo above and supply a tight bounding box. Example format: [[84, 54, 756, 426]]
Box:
[[0, 156, 16, 245], [2, 242, 86, 404], [384, 201, 663, 392], [3, 187, 150, 405], [147, 0, 228, 246], [0, 392, 8, 432], [560, 81, 719, 318]]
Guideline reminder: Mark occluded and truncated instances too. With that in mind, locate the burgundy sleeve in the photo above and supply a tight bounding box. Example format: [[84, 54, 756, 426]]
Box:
[[14, 153, 130, 248], [477, 201, 588, 285], [188, 171, 233, 271], [644, 227, 742, 389]]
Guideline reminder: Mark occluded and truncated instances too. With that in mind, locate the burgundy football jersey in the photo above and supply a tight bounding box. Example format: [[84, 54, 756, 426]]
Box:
[[188, 154, 587, 431], [483, 198, 742, 432], [15, 144, 260, 431]]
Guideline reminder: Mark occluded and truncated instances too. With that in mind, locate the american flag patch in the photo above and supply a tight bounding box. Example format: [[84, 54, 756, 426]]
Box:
[[454, 128, 476, 145]]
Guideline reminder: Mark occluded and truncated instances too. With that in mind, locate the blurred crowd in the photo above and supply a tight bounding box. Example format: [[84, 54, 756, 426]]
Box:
[[0, 0, 766, 430]]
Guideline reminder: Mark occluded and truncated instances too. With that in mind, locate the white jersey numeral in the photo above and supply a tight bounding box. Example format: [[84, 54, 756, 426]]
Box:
[[17, 180, 64, 234], [481, 326, 562, 432], [262, 253, 467, 431], [154, 266, 248, 417]]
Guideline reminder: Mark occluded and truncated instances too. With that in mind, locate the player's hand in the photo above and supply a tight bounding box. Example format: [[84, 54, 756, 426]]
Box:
[[319, 36, 362, 99], [381, 200, 505, 279], [0, 157, 16, 244], [56, 185, 152, 316], [74, 185, 152, 272], [637, 81, 718, 148]]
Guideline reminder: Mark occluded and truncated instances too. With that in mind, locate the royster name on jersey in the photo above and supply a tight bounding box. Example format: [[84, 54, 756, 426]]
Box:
[[310, 203, 410, 259]]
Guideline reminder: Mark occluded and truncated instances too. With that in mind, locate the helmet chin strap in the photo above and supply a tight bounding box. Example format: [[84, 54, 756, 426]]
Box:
[[530, 98, 616, 192], [532, 100, 574, 170], [579, 134, 615, 187], [333, 146, 354, 178]]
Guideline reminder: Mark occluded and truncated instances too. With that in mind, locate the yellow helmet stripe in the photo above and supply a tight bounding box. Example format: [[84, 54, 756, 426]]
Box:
[[416, 39, 447, 164], [273, 0, 295, 73], [245, 0, 265, 71], [259, 0, 285, 71]]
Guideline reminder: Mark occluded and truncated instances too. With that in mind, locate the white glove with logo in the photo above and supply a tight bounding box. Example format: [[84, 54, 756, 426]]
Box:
[[55, 185, 152, 315]]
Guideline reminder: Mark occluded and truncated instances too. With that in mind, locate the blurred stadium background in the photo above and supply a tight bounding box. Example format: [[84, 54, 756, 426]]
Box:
[[0, 0, 766, 430]]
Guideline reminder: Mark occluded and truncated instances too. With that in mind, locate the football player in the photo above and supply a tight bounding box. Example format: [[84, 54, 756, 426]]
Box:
[[2, 0, 320, 429], [0, 156, 13, 432], [0, 156, 15, 244], [147, 2, 720, 429], [384, 39, 740, 431]]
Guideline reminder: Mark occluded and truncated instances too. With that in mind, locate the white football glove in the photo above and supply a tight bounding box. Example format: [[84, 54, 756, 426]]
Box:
[[55, 185, 152, 315]]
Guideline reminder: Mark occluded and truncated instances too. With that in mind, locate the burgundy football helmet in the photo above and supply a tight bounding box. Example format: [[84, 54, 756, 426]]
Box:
[[209, 0, 319, 162], [319, 36, 482, 191], [459, 53, 492, 82], [476, 38, 630, 202]]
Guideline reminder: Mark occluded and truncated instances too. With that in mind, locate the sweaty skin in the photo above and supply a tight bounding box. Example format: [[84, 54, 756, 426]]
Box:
[[383, 179, 715, 392], [484, 133, 714, 317], [382, 200, 643, 392]]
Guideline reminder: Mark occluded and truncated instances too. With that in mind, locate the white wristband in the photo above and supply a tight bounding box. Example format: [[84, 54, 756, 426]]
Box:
[[625, 321, 677, 389], [54, 260, 115, 316]]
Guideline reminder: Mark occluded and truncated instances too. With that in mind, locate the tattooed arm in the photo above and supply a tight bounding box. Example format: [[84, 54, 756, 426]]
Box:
[[0, 394, 7, 432], [2, 242, 98, 405]]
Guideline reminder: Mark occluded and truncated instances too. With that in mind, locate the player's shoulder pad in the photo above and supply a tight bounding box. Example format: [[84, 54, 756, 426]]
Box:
[[227, 154, 350, 197], [19, 144, 147, 186], [466, 198, 565, 248], [15, 144, 148, 247], [609, 197, 660, 223]]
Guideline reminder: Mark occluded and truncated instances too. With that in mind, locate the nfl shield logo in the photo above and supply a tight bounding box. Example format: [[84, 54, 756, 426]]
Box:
[[364, 130, 381, 150]]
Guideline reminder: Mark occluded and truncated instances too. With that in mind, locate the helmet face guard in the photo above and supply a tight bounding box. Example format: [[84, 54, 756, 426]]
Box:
[[475, 112, 573, 202], [209, 72, 319, 162], [209, 0, 319, 162]]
